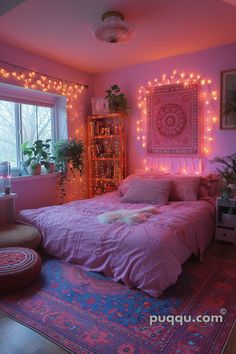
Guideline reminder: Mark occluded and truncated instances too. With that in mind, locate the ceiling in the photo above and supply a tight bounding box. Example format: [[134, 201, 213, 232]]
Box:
[[0, 0, 236, 74]]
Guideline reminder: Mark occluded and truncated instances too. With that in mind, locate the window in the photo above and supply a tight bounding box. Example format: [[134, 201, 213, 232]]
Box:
[[0, 99, 54, 169]]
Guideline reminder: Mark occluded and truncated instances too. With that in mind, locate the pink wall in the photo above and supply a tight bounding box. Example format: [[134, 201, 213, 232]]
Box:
[[94, 43, 236, 174], [12, 175, 58, 213], [0, 41, 94, 212], [0, 41, 94, 115], [0, 175, 57, 224], [1, 41, 236, 215]]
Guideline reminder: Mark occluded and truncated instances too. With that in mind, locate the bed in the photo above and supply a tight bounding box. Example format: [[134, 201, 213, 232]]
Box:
[[17, 174, 216, 297]]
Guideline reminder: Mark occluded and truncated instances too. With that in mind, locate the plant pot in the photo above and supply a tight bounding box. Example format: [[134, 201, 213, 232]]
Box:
[[109, 101, 122, 113], [228, 183, 236, 196], [46, 162, 55, 173], [228, 183, 236, 191], [30, 164, 41, 175], [221, 213, 236, 227], [221, 189, 232, 200]]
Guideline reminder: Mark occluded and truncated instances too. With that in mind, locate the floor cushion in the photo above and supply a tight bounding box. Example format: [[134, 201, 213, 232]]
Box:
[[0, 247, 41, 293], [0, 224, 41, 249]]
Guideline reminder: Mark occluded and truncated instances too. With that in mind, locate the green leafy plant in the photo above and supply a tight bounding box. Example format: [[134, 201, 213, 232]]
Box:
[[211, 153, 236, 198], [21, 139, 53, 172], [41, 141, 56, 170], [105, 84, 129, 114], [211, 153, 236, 184], [54, 139, 84, 198]]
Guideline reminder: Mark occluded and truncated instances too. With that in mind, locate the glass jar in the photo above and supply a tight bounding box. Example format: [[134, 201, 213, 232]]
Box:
[[0, 161, 11, 195]]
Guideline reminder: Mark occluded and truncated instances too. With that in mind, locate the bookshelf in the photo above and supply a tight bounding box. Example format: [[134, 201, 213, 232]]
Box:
[[87, 113, 126, 197]]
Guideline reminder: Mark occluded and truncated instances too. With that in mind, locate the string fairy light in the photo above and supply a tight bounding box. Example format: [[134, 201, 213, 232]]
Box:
[[0, 60, 88, 130], [0, 60, 88, 200], [137, 70, 218, 174], [0, 60, 88, 89]]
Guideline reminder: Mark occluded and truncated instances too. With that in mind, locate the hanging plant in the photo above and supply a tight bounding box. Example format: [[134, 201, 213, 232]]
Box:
[[54, 139, 84, 199]]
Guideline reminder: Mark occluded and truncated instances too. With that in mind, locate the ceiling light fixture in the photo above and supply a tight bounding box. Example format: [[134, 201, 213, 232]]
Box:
[[92, 11, 135, 44]]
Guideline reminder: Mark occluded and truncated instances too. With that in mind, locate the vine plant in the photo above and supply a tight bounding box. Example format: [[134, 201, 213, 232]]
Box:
[[54, 139, 84, 200]]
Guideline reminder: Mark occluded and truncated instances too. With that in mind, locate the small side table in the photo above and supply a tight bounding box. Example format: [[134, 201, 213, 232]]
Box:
[[0, 193, 17, 225], [215, 197, 236, 245]]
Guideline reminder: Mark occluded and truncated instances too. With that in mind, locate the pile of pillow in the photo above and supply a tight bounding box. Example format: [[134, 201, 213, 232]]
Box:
[[118, 172, 219, 205]]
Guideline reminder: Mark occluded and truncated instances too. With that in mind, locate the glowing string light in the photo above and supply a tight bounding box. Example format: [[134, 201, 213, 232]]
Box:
[[137, 70, 218, 174], [0, 60, 88, 201]]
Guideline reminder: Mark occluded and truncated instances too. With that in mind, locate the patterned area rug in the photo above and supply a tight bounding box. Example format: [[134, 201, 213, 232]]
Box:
[[0, 255, 235, 354]]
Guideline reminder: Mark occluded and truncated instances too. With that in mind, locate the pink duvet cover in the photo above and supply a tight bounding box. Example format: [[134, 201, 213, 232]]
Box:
[[18, 192, 215, 297]]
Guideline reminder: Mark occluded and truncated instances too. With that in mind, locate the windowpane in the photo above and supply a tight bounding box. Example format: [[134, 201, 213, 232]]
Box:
[[0, 100, 17, 167], [37, 106, 52, 141], [21, 104, 53, 145], [21, 104, 37, 146], [0, 99, 54, 170]]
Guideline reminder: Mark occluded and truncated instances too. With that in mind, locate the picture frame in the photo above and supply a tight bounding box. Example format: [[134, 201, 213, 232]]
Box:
[[91, 97, 109, 115], [220, 69, 236, 130]]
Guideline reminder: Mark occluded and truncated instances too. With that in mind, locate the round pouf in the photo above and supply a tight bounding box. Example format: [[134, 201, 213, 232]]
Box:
[[0, 247, 41, 293], [0, 224, 41, 249]]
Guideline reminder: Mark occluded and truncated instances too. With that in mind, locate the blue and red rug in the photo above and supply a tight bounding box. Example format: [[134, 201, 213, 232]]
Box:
[[0, 255, 235, 353]]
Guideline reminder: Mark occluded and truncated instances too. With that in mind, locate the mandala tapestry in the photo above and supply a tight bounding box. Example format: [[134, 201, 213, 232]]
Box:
[[147, 83, 201, 156]]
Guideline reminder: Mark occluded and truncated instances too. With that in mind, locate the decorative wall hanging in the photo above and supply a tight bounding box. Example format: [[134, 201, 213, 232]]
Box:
[[220, 69, 236, 130], [146, 83, 201, 156], [137, 71, 218, 174]]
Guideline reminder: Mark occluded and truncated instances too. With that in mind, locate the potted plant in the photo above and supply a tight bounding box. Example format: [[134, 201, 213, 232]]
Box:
[[211, 153, 236, 199], [44, 157, 56, 173], [41, 140, 56, 173], [105, 84, 129, 114], [54, 139, 84, 198], [21, 139, 52, 175]]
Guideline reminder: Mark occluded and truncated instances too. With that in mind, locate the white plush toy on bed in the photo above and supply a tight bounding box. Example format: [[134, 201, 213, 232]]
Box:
[[97, 206, 159, 225]]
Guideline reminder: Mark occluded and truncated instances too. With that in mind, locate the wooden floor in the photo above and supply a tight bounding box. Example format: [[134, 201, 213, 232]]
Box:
[[0, 242, 235, 354]]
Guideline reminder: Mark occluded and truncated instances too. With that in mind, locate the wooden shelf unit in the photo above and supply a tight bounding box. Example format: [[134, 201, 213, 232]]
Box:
[[87, 113, 126, 197]]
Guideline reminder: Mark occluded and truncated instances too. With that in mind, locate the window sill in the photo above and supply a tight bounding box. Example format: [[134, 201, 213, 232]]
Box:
[[12, 173, 58, 183], [0, 193, 17, 200]]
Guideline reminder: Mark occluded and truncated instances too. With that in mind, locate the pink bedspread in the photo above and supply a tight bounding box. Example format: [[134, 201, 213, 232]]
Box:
[[17, 193, 215, 297]]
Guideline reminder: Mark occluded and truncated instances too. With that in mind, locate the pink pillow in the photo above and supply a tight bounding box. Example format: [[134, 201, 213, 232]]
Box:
[[198, 184, 209, 198], [121, 179, 172, 204], [168, 176, 201, 201], [118, 172, 168, 196], [208, 174, 221, 196], [198, 174, 221, 198]]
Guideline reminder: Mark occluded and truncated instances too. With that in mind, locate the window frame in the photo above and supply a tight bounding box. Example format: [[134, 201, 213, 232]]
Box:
[[0, 82, 67, 174]]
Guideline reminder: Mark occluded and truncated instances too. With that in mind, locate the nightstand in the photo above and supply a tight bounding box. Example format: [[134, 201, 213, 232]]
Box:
[[215, 197, 236, 245], [0, 193, 17, 225]]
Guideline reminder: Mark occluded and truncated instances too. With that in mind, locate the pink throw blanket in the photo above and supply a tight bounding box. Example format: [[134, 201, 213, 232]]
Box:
[[17, 193, 215, 297]]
